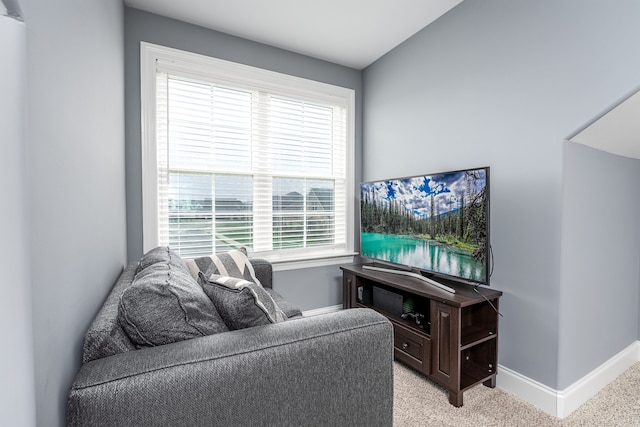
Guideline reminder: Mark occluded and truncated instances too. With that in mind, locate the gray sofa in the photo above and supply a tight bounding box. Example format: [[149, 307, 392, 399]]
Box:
[[67, 256, 394, 426]]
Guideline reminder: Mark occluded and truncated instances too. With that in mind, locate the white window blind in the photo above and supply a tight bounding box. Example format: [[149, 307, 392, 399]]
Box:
[[141, 43, 355, 265]]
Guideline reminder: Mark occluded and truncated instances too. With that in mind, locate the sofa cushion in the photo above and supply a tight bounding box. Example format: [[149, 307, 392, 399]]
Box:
[[185, 248, 262, 286], [199, 273, 287, 330], [135, 245, 186, 275], [118, 247, 228, 348]]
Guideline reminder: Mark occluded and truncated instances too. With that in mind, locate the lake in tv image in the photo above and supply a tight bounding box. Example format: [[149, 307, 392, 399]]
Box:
[[360, 168, 488, 284], [360, 232, 486, 282]]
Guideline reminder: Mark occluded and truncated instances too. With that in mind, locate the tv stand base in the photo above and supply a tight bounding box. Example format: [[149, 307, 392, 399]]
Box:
[[341, 264, 502, 407]]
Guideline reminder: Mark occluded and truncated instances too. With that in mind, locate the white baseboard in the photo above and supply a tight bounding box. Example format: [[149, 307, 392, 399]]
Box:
[[497, 340, 640, 418], [557, 341, 640, 417], [302, 304, 342, 317], [496, 364, 559, 416]]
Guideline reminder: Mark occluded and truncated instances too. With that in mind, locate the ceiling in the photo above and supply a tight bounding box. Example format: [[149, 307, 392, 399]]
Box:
[[125, 0, 639, 160], [569, 89, 640, 160], [124, 0, 463, 70]]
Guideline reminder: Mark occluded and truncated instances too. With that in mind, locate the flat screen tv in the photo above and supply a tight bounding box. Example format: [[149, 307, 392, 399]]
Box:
[[360, 166, 490, 288]]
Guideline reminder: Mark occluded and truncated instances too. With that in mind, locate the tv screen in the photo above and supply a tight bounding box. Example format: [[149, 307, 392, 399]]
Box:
[[360, 167, 490, 286]]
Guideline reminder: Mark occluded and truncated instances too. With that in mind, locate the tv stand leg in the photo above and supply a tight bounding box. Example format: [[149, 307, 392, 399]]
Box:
[[483, 377, 496, 388], [449, 391, 463, 407]]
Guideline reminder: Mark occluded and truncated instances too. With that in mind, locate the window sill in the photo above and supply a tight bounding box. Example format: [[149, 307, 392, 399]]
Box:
[[267, 253, 357, 271]]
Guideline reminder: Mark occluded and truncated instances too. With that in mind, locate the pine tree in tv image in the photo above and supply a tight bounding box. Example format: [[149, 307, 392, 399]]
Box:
[[360, 168, 489, 284]]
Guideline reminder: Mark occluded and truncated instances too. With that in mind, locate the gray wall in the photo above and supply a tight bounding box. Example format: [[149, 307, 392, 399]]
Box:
[[362, 0, 640, 389], [24, 0, 127, 426], [558, 141, 640, 388], [0, 7, 35, 426], [124, 7, 362, 310]]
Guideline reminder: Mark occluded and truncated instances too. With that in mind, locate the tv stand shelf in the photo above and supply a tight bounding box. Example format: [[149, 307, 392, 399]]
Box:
[[341, 264, 502, 407]]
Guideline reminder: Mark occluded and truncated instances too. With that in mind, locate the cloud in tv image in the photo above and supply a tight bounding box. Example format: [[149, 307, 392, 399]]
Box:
[[360, 168, 489, 284]]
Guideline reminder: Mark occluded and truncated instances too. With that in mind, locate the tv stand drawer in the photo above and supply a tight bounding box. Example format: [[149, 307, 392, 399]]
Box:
[[393, 323, 431, 374]]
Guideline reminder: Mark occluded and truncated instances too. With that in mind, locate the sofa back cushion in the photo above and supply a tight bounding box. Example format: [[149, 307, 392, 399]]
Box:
[[82, 263, 139, 364], [117, 247, 228, 348]]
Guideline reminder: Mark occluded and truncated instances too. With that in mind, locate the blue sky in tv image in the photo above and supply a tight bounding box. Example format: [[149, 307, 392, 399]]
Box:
[[360, 167, 489, 284], [362, 169, 487, 218]]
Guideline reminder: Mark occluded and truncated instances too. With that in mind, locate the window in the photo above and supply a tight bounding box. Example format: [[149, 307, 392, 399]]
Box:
[[141, 43, 355, 268]]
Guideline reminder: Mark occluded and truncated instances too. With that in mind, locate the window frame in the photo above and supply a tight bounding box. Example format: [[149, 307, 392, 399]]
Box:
[[140, 42, 356, 270]]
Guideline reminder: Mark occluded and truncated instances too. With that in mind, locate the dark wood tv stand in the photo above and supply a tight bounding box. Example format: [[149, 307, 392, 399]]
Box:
[[341, 264, 502, 407]]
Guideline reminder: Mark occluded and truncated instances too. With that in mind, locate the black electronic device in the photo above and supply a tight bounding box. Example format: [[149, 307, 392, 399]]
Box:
[[401, 311, 427, 328], [372, 286, 403, 316], [357, 286, 372, 304]]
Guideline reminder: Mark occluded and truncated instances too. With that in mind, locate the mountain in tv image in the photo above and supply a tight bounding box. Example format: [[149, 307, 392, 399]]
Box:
[[360, 168, 488, 283]]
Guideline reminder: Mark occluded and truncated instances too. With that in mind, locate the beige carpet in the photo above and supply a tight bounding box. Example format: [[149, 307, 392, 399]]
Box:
[[393, 361, 640, 426]]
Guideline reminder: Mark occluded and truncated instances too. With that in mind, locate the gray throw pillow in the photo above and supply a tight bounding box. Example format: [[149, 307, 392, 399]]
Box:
[[118, 247, 228, 348], [199, 273, 287, 330], [187, 248, 263, 285]]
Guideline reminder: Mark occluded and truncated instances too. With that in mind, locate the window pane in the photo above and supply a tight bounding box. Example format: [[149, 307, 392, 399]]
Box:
[[269, 97, 333, 175], [273, 178, 304, 249], [213, 175, 253, 252], [272, 178, 335, 249], [211, 87, 252, 171], [167, 173, 254, 256], [307, 181, 335, 246], [168, 173, 213, 257], [167, 77, 252, 173], [168, 79, 212, 171]]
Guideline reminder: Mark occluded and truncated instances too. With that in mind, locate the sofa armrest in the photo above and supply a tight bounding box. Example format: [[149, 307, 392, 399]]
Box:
[[249, 257, 272, 288], [68, 308, 393, 427]]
